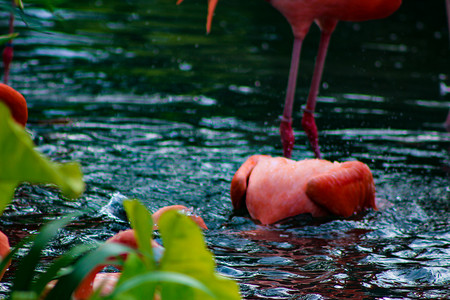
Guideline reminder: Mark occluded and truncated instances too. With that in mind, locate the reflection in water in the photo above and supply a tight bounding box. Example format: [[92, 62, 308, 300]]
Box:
[[0, 0, 449, 299], [217, 227, 373, 299]]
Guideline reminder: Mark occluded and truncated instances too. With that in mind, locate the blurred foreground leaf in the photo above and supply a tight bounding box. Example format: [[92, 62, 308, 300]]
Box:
[[0, 102, 85, 214], [111, 199, 241, 299], [7, 200, 241, 299], [0, 33, 19, 45], [159, 210, 241, 300], [123, 199, 155, 269]]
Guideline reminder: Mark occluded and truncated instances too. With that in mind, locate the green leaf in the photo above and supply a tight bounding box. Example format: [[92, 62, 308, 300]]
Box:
[[112, 252, 157, 299], [14, 0, 23, 10], [11, 291, 38, 300], [159, 210, 241, 300], [112, 271, 214, 299], [0, 33, 19, 45], [32, 243, 98, 297], [0, 182, 17, 212], [123, 199, 155, 269], [0, 102, 85, 214]]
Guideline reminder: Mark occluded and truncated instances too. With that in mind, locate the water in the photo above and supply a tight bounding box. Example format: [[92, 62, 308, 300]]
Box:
[[1, 0, 449, 298]]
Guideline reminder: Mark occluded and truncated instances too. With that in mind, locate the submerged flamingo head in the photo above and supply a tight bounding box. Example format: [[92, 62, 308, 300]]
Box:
[[153, 205, 208, 230]]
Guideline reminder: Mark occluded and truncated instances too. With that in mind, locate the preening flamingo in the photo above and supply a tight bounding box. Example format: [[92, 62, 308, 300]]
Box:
[[231, 155, 376, 225], [178, 0, 402, 158]]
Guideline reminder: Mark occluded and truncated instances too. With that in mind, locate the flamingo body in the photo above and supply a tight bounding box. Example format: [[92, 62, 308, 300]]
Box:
[[268, 0, 402, 38], [0, 83, 27, 127], [231, 155, 376, 224]]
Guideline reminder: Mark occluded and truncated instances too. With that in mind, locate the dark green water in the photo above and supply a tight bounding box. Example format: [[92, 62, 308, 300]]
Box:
[[1, 0, 449, 299]]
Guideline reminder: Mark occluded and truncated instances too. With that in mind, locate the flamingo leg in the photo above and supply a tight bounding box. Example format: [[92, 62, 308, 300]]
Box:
[[280, 38, 303, 158], [301, 27, 335, 159]]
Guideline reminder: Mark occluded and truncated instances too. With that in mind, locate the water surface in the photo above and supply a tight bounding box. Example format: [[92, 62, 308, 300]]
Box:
[[0, 0, 449, 299]]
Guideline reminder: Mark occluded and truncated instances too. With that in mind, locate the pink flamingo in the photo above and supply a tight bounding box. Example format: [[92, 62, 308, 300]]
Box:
[[230, 155, 376, 225], [174, 0, 402, 224]]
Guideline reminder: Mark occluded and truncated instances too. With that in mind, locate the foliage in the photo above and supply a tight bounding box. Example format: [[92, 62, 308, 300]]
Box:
[[101, 199, 241, 300], [7, 213, 132, 300], [0, 102, 85, 214], [6, 200, 241, 300], [0, 0, 68, 44], [0, 33, 18, 44]]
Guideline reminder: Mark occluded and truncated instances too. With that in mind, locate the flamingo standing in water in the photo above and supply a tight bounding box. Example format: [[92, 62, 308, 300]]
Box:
[[178, 0, 402, 158], [176, 0, 399, 222]]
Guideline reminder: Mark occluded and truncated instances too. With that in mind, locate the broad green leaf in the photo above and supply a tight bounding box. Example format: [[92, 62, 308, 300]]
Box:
[[113, 252, 157, 299], [0, 182, 16, 212], [159, 210, 240, 300], [11, 291, 38, 300], [112, 271, 214, 299], [123, 199, 155, 269], [0, 102, 85, 214]]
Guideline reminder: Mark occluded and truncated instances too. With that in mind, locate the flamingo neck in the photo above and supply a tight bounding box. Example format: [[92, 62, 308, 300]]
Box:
[[73, 266, 104, 300]]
